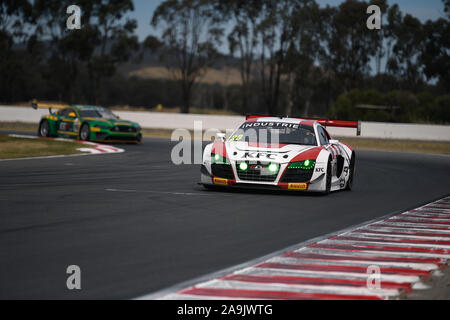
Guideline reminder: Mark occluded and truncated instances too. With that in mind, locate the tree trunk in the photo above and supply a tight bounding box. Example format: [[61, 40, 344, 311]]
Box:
[[181, 83, 191, 113]]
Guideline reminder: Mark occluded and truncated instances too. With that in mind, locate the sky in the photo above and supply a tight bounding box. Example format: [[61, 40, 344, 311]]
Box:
[[131, 0, 447, 43]]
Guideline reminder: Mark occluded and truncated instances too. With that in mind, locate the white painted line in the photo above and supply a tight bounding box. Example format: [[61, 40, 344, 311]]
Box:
[[105, 188, 209, 196], [242, 267, 419, 283], [268, 256, 438, 271], [197, 279, 399, 298]]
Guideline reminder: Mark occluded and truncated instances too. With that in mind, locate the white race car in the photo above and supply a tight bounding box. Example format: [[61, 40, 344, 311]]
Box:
[[200, 116, 361, 194]]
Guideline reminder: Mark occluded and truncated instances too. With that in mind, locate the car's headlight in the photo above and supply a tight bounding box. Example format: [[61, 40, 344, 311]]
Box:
[[288, 160, 316, 170], [211, 153, 230, 164]]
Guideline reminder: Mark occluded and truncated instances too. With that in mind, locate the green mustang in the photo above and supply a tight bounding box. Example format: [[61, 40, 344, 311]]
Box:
[[34, 103, 142, 143]]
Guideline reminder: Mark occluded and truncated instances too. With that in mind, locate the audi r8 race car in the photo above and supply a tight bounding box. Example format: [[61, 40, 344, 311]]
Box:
[[33, 101, 142, 143], [200, 116, 361, 194]]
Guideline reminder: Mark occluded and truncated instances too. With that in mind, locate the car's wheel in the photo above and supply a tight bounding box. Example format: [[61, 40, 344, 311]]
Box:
[[38, 120, 50, 137], [79, 123, 90, 141], [345, 151, 355, 191], [323, 156, 332, 195]]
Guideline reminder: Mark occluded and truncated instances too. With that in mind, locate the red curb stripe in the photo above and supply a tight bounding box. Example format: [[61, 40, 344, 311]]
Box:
[[283, 251, 443, 265], [222, 274, 412, 293], [309, 243, 449, 255], [371, 223, 450, 231], [411, 209, 450, 214], [179, 288, 383, 300], [386, 218, 450, 225], [352, 229, 450, 238], [256, 262, 430, 276], [434, 202, 450, 206], [401, 214, 450, 220], [422, 205, 450, 209], [333, 235, 450, 246]]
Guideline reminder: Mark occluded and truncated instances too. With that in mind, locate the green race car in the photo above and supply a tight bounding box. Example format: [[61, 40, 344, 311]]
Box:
[[34, 103, 142, 143]]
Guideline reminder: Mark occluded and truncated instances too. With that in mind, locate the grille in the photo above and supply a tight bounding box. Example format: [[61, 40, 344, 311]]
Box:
[[237, 162, 278, 182], [106, 136, 137, 141], [280, 168, 314, 183], [95, 132, 108, 139], [112, 126, 137, 133], [211, 164, 234, 179]]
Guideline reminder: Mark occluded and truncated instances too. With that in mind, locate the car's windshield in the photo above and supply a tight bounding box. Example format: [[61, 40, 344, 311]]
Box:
[[78, 108, 117, 119], [230, 122, 317, 146]]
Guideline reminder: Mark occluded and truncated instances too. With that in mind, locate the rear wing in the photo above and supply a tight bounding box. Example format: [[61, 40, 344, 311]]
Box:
[[245, 115, 361, 136], [31, 99, 69, 114]]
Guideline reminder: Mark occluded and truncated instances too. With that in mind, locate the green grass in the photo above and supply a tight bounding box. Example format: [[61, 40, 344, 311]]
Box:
[[0, 136, 87, 159]]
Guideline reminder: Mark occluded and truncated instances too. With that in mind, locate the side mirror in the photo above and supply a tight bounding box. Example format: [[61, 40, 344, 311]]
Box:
[[68, 112, 76, 118], [216, 132, 226, 142], [329, 139, 339, 144]]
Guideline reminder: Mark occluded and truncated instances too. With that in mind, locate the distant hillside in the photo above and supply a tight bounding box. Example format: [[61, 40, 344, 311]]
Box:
[[128, 66, 242, 85], [119, 47, 244, 85]]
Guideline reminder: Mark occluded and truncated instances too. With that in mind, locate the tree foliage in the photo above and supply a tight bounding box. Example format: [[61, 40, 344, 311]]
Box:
[[0, 0, 448, 124], [151, 0, 223, 113]]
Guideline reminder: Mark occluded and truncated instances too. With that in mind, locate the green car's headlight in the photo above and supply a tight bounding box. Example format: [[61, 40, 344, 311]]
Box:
[[288, 160, 316, 170], [212, 153, 229, 165]]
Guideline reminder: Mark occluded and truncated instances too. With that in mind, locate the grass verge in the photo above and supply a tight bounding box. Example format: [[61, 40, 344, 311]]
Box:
[[0, 135, 87, 159]]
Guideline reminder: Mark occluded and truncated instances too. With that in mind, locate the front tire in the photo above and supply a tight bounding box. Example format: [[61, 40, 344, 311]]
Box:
[[79, 123, 90, 141], [38, 120, 50, 137], [323, 157, 332, 195], [345, 152, 355, 191]]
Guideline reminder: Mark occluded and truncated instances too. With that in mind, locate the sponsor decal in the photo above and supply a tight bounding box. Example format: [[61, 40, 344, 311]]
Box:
[[230, 134, 243, 141], [244, 152, 276, 160], [213, 177, 228, 186], [288, 183, 307, 190], [241, 122, 299, 129], [315, 167, 325, 173]]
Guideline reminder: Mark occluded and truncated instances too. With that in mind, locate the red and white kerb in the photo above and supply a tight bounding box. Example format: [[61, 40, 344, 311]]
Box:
[[158, 196, 450, 300]]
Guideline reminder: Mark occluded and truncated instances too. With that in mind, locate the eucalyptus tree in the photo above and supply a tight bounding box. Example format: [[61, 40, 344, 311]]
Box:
[[390, 14, 425, 88], [216, 0, 262, 113], [151, 0, 224, 113], [319, 0, 377, 92], [0, 0, 33, 102]]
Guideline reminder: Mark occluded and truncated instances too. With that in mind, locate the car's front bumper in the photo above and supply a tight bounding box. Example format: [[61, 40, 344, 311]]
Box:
[[90, 128, 142, 143], [200, 165, 323, 192]]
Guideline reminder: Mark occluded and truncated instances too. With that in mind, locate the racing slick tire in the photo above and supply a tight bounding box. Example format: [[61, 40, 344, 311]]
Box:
[[79, 123, 91, 141], [322, 156, 332, 195], [38, 120, 51, 137], [345, 151, 355, 191]]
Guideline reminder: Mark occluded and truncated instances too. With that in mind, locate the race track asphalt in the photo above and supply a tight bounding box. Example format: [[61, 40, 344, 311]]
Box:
[[0, 137, 449, 299]]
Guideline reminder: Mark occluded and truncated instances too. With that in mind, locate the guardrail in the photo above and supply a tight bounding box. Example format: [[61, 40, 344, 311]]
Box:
[[1, 105, 449, 141]]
